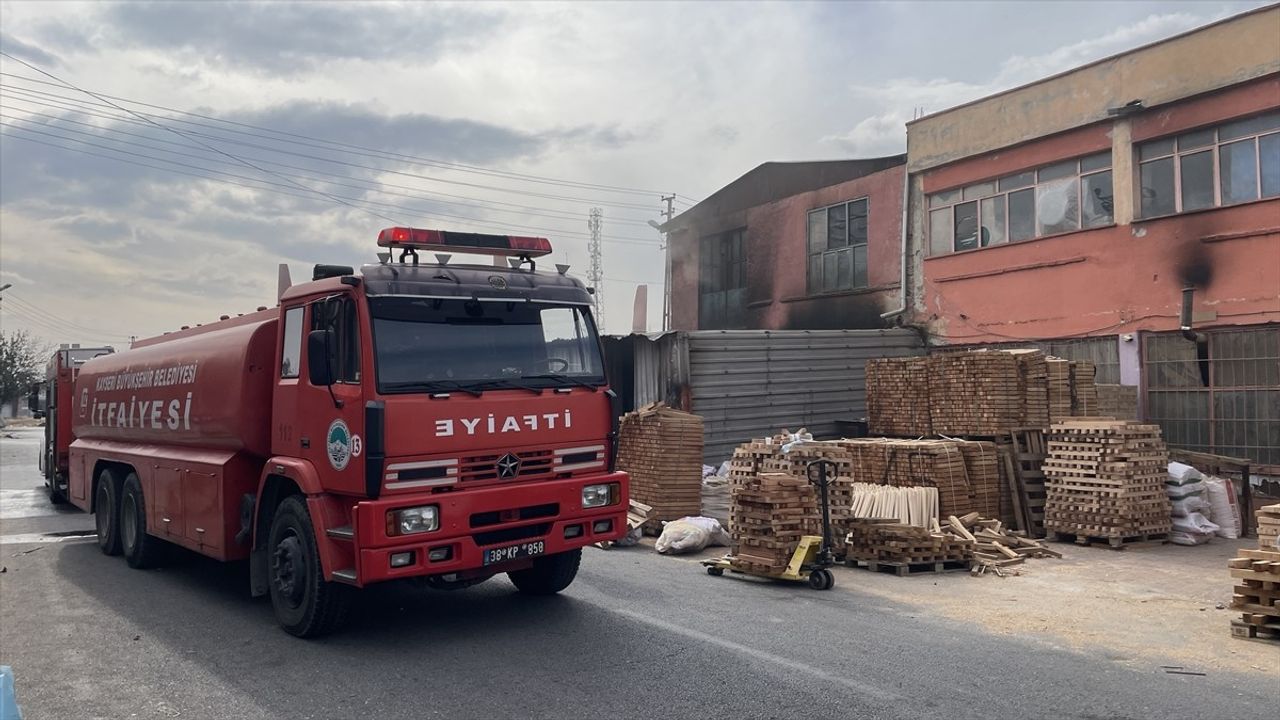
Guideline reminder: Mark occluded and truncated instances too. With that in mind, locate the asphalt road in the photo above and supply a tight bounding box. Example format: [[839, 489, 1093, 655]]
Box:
[[1, 427, 1275, 720]]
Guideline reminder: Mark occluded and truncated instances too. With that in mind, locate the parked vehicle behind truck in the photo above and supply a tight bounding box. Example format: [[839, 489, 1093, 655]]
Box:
[[61, 228, 629, 636], [28, 345, 115, 503]]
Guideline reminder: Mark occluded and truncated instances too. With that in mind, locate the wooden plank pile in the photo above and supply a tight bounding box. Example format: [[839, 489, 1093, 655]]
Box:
[[1011, 350, 1049, 428], [1042, 419, 1172, 547], [616, 403, 704, 531], [1096, 384, 1139, 421], [928, 351, 1024, 436], [837, 438, 977, 519], [760, 440, 854, 552], [955, 440, 1002, 521], [845, 518, 973, 575], [937, 512, 1061, 577], [1070, 361, 1099, 415], [1046, 359, 1073, 422], [730, 473, 819, 574], [866, 357, 932, 436], [1229, 542, 1280, 644], [1259, 503, 1280, 551]]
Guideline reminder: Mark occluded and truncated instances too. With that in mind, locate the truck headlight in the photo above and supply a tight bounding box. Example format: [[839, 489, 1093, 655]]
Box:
[[387, 505, 439, 536], [582, 483, 620, 509]]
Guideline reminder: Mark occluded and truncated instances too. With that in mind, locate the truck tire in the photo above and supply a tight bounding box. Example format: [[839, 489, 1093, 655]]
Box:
[[95, 469, 123, 556], [507, 548, 582, 595], [267, 496, 352, 638], [120, 472, 167, 569]]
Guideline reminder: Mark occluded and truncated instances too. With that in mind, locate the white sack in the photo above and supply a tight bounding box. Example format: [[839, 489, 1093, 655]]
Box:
[[1202, 476, 1241, 539]]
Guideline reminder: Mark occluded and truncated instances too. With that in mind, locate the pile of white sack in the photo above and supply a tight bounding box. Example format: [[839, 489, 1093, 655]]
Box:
[[654, 516, 732, 554], [1166, 462, 1241, 545]]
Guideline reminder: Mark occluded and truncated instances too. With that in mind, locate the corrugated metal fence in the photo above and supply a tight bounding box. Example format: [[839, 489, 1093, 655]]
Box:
[[684, 329, 923, 463]]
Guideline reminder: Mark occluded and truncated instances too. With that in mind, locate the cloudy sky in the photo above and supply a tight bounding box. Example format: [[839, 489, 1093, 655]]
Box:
[[0, 0, 1269, 345]]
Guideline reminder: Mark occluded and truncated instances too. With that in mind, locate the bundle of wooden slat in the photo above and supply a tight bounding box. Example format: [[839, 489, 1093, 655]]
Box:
[[1042, 419, 1172, 547], [730, 473, 819, 574], [844, 519, 973, 572], [1046, 359, 1073, 422], [866, 357, 932, 436], [836, 438, 978, 519], [1228, 546, 1280, 643], [1010, 350, 1049, 428], [1096, 384, 1139, 421], [847, 483, 938, 528], [928, 351, 1024, 436], [1070, 361, 1099, 415], [1258, 503, 1280, 551], [955, 440, 1002, 520], [616, 403, 704, 531]]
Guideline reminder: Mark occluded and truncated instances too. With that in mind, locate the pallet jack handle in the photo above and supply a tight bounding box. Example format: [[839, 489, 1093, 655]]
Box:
[[805, 460, 837, 567]]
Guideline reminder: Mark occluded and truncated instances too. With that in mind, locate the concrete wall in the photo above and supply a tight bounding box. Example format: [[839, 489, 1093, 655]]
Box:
[[907, 67, 1280, 343], [670, 164, 904, 330], [906, 5, 1280, 172]]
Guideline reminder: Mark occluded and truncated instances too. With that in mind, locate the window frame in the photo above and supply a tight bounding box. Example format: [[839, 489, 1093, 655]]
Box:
[[280, 306, 304, 379], [806, 197, 870, 294], [926, 152, 1114, 256], [697, 227, 748, 329], [309, 294, 361, 385], [1137, 110, 1280, 218]]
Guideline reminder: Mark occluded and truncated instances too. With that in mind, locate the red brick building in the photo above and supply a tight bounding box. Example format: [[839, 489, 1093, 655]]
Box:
[[664, 156, 907, 330]]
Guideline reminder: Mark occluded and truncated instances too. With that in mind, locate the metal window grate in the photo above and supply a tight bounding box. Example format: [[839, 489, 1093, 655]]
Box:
[[1144, 326, 1280, 468]]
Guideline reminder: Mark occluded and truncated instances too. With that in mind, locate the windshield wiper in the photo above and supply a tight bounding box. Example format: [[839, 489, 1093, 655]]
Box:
[[522, 373, 602, 391], [473, 379, 543, 395], [381, 380, 483, 397]]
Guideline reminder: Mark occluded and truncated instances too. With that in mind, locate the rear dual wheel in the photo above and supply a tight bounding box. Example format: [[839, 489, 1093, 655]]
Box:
[[95, 469, 122, 556], [119, 473, 166, 569]]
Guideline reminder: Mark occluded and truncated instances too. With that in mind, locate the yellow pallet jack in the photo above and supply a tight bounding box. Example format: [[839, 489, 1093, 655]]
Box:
[[702, 459, 838, 590]]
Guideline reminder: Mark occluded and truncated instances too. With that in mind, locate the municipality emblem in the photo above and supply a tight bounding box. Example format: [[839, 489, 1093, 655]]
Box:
[[326, 419, 352, 471]]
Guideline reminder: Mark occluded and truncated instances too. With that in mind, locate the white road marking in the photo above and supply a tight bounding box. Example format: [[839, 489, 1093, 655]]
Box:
[[0, 488, 59, 520], [0, 532, 94, 546], [609, 606, 903, 703]]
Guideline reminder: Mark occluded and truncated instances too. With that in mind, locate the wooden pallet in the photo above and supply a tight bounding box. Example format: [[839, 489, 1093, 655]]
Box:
[[1231, 619, 1280, 643], [847, 558, 973, 576], [1048, 531, 1169, 549]]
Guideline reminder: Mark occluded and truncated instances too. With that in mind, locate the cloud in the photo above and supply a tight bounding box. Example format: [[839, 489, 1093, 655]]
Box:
[[0, 32, 63, 67], [92, 2, 506, 75]]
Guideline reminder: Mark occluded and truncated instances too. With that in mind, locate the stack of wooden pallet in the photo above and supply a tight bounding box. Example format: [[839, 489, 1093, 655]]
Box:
[[928, 351, 1025, 436], [1046, 359, 1073, 422], [1096, 384, 1139, 421], [616, 403, 704, 531], [730, 473, 819, 574], [760, 441, 854, 551], [845, 518, 973, 575], [1000, 430, 1049, 537], [1042, 419, 1172, 547], [1228, 503, 1280, 642], [1070, 361, 1099, 415], [937, 512, 1061, 576], [866, 356, 933, 436], [1259, 504, 1280, 550]]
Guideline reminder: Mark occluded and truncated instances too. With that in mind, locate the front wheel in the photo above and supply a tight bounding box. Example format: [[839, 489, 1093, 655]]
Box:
[[267, 496, 352, 638], [508, 549, 581, 595]]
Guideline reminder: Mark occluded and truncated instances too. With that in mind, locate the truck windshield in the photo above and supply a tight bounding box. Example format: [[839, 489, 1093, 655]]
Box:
[[370, 297, 606, 393]]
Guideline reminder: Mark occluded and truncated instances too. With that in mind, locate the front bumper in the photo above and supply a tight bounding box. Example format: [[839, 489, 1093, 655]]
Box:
[[349, 471, 629, 585]]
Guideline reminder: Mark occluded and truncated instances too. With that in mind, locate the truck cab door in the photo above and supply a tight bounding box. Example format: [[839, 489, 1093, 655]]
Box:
[[273, 295, 367, 496]]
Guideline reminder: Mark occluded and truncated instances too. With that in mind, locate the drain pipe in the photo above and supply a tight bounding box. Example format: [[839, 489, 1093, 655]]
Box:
[[1180, 285, 1202, 342], [881, 167, 910, 321]]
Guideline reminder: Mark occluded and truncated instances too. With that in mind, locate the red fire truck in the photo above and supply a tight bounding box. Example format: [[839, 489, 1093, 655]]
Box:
[[60, 228, 628, 636], [29, 345, 115, 503]]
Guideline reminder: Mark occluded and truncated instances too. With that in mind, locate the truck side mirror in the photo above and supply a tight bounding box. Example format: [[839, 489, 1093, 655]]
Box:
[[27, 383, 41, 413], [307, 329, 336, 387]]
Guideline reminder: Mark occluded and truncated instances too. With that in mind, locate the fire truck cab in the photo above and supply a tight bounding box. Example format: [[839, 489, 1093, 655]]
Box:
[[68, 228, 628, 636], [29, 345, 114, 503]]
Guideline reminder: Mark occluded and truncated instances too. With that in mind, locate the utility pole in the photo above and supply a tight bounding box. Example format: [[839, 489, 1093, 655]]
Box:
[[587, 207, 604, 330], [660, 194, 676, 332]]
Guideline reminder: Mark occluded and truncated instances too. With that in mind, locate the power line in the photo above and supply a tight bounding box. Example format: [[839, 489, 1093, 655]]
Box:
[[0, 128, 664, 247], [0, 71, 680, 198], [0, 77, 679, 210], [0, 107, 661, 228], [4, 293, 134, 337]]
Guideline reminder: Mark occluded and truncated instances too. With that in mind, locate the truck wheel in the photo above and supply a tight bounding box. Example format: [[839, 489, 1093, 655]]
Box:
[[508, 548, 581, 595], [268, 496, 352, 638], [120, 472, 167, 569], [94, 469, 122, 556], [48, 464, 67, 505]]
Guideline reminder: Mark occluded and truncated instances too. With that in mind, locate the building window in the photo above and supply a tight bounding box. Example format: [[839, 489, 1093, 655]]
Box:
[[698, 228, 746, 329], [927, 152, 1113, 256], [1137, 110, 1280, 218], [807, 198, 868, 293]]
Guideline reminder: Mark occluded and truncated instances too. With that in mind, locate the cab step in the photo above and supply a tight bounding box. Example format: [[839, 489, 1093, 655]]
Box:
[[331, 568, 358, 584], [326, 526, 354, 540]]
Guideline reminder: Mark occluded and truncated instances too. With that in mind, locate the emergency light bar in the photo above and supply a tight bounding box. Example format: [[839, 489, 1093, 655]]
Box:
[[377, 227, 552, 258]]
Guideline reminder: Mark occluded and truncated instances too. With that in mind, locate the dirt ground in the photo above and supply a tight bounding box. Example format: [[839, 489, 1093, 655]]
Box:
[[644, 534, 1279, 677]]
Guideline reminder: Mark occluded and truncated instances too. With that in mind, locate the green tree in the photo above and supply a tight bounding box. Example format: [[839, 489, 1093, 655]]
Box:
[[0, 329, 46, 404]]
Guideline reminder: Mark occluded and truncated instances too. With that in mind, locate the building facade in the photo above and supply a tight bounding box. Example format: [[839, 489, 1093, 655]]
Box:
[[666, 157, 907, 331], [904, 6, 1280, 468]]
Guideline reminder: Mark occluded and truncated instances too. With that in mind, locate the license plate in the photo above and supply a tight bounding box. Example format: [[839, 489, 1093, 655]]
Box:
[[483, 540, 546, 566]]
